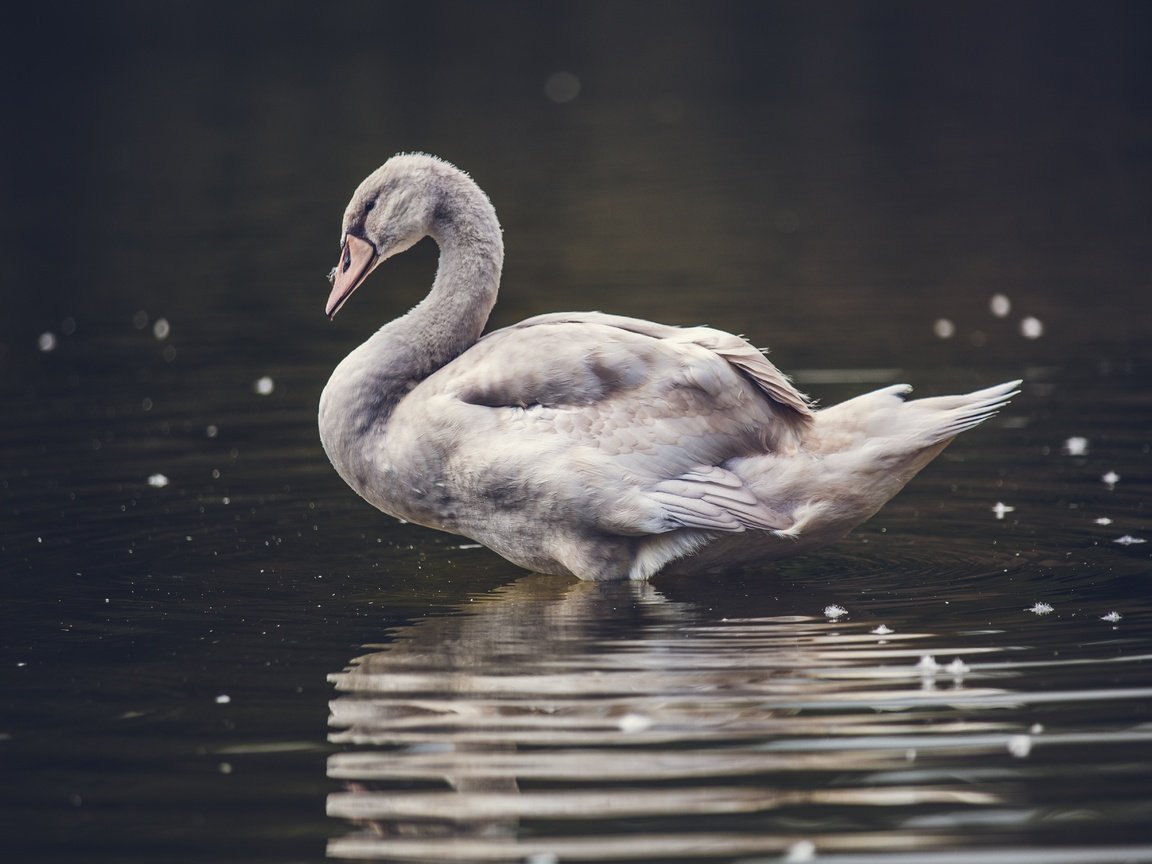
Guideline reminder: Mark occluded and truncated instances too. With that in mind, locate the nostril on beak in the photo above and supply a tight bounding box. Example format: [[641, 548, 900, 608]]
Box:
[[341, 246, 352, 273]]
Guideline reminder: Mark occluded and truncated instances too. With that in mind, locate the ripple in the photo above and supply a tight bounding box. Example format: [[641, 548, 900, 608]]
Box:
[[326, 575, 1152, 862]]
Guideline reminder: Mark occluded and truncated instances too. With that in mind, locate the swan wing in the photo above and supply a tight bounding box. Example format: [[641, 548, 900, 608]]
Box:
[[500, 311, 813, 422], [396, 314, 807, 536]]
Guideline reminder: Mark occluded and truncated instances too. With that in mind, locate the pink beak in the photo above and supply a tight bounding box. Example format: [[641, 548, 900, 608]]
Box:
[[326, 235, 381, 318]]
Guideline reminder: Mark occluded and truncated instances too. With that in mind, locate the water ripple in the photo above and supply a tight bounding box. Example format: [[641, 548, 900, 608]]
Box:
[[326, 575, 1152, 862]]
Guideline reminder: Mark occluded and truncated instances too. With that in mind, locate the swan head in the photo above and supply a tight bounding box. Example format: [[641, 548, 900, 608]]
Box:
[[326, 153, 455, 318]]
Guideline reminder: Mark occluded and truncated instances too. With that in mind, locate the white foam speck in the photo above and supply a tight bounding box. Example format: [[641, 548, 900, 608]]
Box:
[[945, 658, 970, 677], [1063, 436, 1089, 456], [1007, 734, 1033, 758], [215, 694, 231, 704], [823, 604, 848, 619], [1101, 470, 1120, 490], [1101, 611, 1122, 623], [916, 654, 940, 673], [1028, 601, 1054, 615], [991, 501, 1015, 519], [1094, 517, 1113, 526], [1020, 316, 1044, 339], [871, 624, 894, 635], [147, 473, 169, 488], [784, 840, 817, 863], [990, 293, 1011, 317], [933, 318, 955, 339], [617, 713, 651, 734], [1114, 535, 1146, 546], [38, 332, 57, 352], [152, 318, 171, 340], [254, 376, 275, 396]]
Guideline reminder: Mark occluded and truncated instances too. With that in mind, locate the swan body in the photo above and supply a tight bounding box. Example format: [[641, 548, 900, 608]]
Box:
[[319, 154, 1019, 581]]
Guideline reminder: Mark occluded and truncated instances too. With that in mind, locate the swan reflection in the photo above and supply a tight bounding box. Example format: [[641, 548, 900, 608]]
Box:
[[326, 574, 1019, 862]]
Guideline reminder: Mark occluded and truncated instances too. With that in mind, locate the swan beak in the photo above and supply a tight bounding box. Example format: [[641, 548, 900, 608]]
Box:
[[326, 234, 381, 318]]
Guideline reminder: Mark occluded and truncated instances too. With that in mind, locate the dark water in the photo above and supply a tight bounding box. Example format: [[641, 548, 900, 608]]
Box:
[[3, 3, 1152, 862]]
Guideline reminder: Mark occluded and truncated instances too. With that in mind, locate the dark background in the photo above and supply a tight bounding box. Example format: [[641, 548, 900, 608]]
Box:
[[3, 0, 1151, 361], [2, 3, 1151, 862]]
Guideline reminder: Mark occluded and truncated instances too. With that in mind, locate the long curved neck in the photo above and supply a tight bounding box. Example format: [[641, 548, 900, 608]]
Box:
[[319, 177, 503, 495], [403, 200, 504, 373]]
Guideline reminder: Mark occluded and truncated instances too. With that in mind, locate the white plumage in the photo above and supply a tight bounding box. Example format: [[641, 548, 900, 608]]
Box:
[[319, 154, 1019, 581]]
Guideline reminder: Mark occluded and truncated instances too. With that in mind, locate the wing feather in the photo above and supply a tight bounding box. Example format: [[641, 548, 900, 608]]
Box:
[[406, 311, 806, 539]]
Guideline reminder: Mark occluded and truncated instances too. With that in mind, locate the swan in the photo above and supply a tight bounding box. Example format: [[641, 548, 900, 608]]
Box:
[[319, 153, 1019, 581]]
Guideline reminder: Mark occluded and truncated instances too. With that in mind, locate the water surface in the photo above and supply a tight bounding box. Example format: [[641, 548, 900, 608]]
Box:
[[2, 3, 1151, 862]]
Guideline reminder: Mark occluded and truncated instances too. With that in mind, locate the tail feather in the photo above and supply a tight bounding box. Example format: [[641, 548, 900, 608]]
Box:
[[906, 379, 1022, 445]]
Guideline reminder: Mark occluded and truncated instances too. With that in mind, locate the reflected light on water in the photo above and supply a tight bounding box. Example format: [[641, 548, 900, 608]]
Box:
[[325, 575, 1152, 863]]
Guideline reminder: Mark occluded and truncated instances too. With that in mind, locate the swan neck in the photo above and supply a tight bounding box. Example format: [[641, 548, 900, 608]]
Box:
[[319, 176, 502, 497], [412, 215, 503, 366]]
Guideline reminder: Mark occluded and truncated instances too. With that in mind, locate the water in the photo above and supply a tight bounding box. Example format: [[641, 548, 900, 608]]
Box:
[[3, 3, 1152, 862]]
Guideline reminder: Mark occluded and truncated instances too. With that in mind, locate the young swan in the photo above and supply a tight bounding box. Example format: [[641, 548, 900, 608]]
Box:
[[319, 153, 1020, 581]]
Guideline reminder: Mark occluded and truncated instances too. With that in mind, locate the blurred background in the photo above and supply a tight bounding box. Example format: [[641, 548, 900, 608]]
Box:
[[4, 0, 1151, 363], [2, 2, 1151, 862]]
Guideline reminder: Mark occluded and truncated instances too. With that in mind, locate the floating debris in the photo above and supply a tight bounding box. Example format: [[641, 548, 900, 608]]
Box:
[[206, 424, 219, 438], [916, 654, 941, 673], [1101, 611, 1122, 623], [1063, 436, 1089, 456], [1007, 734, 1033, 758], [1101, 470, 1120, 490], [1114, 535, 1147, 546], [784, 840, 817, 863], [147, 473, 169, 488], [1020, 316, 1044, 339], [870, 624, 894, 635], [1094, 517, 1114, 526], [991, 501, 1015, 520], [945, 658, 970, 677], [616, 713, 651, 734], [933, 318, 955, 339], [37, 332, 57, 352], [990, 293, 1011, 318], [823, 604, 848, 619], [253, 376, 275, 396], [1028, 601, 1054, 615], [152, 318, 171, 340]]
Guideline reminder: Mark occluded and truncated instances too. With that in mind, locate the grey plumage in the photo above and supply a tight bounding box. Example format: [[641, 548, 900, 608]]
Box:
[[319, 154, 1020, 581]]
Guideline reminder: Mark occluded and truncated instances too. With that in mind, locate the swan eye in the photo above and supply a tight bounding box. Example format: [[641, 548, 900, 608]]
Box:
[[365, 198, 377, 214]]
